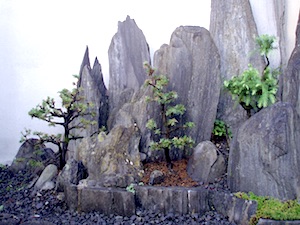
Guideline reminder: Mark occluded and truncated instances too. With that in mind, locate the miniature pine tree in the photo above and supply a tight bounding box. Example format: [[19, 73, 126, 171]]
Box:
[[144, 62, 195, 169], [21, 75, 97, 169]]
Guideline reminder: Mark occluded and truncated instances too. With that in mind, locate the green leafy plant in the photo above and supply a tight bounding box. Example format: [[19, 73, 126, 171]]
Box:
[[235, 192, 300, 225], [144, 62, 195, 169], [224, 34, 279, 118], [20, 75, 97, 169], [126, 182, 144, 194], [212, 119, 232, 138], [28, 159, 44, 168]]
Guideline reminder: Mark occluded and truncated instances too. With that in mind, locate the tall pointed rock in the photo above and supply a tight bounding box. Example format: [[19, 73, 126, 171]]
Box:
[[210, 0, 265, 133], [283, 12, 300, 116], [108, 16, 151, 114], [153, 26, 221, 145], [69, 47, 109, 157]]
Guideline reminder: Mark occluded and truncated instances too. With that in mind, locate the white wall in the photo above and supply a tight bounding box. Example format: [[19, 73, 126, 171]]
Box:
[[249, 0, 300, 68], [0, 0, 211, 164]]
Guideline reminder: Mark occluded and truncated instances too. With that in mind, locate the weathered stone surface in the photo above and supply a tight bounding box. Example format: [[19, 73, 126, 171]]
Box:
[[283, 13, 300, 117], [153, 26, 221, 144], [257, 219, 300, 225], [108, 86, 164, 162], [228, 102, 300, 200], [210, 0, 265, 133], [10, 139, 57, 175], [56, 159, 88, 192], [149, 170, 164, 185], [69, 47, 109, 157], [209, 191, 257, 225], [187, 141, 226, 183], [108, 15, 151, 113], [34, 164, 57, 191], [77, 124, 143, 188], [76, 187, 135, 216]]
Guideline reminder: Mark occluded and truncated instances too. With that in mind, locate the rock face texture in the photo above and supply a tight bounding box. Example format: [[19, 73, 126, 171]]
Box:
[[228, 102, 300, 200], [107, 86, 163, 162], [283, 13, 300, 117], [108, 16, 151, 114], [187, 141, 226, 183], [69, 47, 108, 156], [210, 0, 265, 133], [153, 26, 221, 144], [10, 139, 57, 175], [77, 124, 143, 188]]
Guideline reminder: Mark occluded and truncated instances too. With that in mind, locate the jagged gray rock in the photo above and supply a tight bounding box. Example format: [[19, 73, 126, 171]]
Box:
[[56, 159, 88, 192], [10, 139, 57, 175], [107, 86, 163, 162], [69, 46, 108, 157], [228, 102, 300, 200], [153, 26, 221, 145], [187, 141, 226, 183], [210, 0, 265, 133], [108, 15, 151, 114], [283, 13, 300, 116], [77, 124, 143, 188]]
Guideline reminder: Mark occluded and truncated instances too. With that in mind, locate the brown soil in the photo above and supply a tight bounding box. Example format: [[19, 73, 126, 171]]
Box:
[[141, 159, 198, 187], [141, 136, 230, 189]]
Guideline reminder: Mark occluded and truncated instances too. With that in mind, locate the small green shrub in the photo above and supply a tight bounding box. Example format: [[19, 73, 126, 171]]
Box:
[[28, 159, 43, 168], [235, 192, 300, 225], [224, 34, 279, 118], [144, 62, 195, 169], [212, 119, 232, 138], [126, 182, 144, 194]]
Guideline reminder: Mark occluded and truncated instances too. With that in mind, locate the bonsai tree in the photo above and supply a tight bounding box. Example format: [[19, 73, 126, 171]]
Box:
[[144, 62, 195, 169], [224, 34, 279, 117], [21, 75, 96, 169]]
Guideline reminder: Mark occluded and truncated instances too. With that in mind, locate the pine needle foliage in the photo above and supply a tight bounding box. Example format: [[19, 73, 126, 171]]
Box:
[[224, 34, 279, 117], [20, 75, 97, 169], [144, 62, 195, 169]]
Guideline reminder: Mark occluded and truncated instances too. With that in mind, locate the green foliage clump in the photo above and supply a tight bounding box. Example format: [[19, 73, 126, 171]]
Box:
[[144, 62, 195, 169], [21, 75, 97, 169], [28, 159, 43, 168], [224, 34, 279, 118], [212, 119, 232, 138], [235, 192, 300, 225], [126, 182, 144, 194]]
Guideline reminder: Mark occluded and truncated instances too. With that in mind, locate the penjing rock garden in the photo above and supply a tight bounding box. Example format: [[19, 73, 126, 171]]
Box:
[[1, 1, 300, 224]]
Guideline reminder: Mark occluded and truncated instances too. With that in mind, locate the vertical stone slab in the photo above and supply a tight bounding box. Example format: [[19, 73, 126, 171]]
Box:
[[283, 13, 300, 117], [154, 26, 221, 146], [210, 0, 265, 133], [112, 189, 135, 216], [79, 187, 112, 214], [69, 47, 108, 157], [108, 16, 151, 113], [64, 184, 78, 211], [228, 102, 300, 200]]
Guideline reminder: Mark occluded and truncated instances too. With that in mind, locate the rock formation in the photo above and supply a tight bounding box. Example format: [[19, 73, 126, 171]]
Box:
[[153, 26, 221, 144], [10, 139, 57, 175], [283, 13, 300, 117], [210, 0, 265, 133], [77, 124, 143, 188], [69, 46, 108, 156], [187, 141, 226, 183], [228, 102, 300, 200], [108, 15, 151, 115]]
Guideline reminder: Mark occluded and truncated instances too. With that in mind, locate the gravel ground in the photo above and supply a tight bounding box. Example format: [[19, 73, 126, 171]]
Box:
[[0, 166, 236, 225]]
